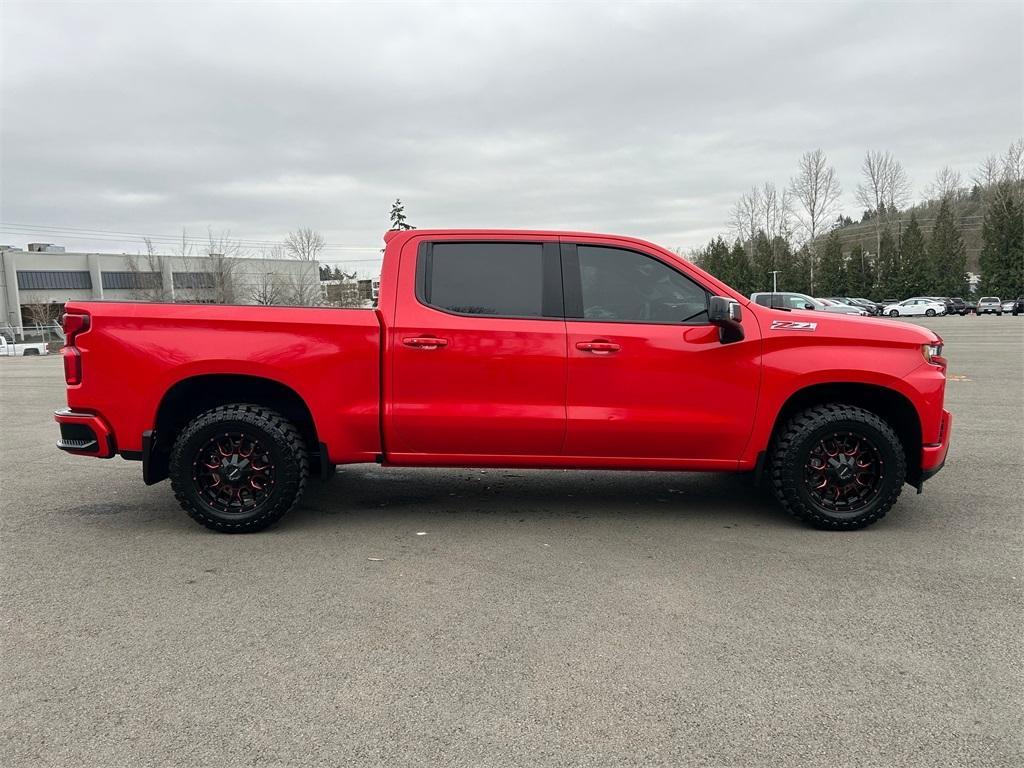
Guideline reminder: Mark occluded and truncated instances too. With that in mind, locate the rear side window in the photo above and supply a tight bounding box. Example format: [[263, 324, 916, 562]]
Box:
[[570, 246, 708, 323], [419, 242, 548, 317]]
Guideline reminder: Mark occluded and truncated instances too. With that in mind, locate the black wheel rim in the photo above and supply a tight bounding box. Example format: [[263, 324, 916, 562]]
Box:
[[803, 430, 884, 514], [192, 431, 276, 514]]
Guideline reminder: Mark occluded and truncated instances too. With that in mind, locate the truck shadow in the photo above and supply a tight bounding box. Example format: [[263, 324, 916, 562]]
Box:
[[288, 465, 793, 530]]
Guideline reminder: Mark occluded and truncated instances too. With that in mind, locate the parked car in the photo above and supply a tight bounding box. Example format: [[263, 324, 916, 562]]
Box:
[[823, 297, 878, 315], [0, 336, 48, 356], [56, 229, 952, 533], [1012, 297, 1024, 316], [882, 298, 947, 317], [1001, 300, 1015, 313], [849, 298, 882, 315], [750, 292, 868, 315], [976, 297, 1002, 315], [947, 297, 970, 316]]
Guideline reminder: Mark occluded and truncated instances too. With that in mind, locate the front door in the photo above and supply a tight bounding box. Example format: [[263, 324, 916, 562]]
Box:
[[561, 241, 761, 464], [389, 239, 567, 457]]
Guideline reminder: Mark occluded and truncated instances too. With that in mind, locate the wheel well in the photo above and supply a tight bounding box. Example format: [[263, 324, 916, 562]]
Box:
[[770, 383, 922, 485], [150, 374, 321, 480]]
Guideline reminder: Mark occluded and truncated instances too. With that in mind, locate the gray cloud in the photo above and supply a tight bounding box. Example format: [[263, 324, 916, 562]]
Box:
[[2, 1, 1021, 273]]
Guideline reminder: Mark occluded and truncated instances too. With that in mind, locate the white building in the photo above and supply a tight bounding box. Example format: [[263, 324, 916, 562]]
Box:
[[0, 244, 322, 339]]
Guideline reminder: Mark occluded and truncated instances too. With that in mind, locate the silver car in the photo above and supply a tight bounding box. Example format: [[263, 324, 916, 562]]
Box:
[[750, 292, 869, 315]]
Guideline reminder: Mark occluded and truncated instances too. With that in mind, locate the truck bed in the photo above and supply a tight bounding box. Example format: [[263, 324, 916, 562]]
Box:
[[63, 301, 383, 463]]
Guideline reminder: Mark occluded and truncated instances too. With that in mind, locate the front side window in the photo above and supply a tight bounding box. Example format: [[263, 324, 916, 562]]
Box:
[[574, 246, 708, 323], [420, 242, 545, 317]]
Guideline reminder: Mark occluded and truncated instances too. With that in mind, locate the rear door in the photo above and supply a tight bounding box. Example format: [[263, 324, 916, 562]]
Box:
[[561, 240, 761, 464], [388, 238, 567, 457]]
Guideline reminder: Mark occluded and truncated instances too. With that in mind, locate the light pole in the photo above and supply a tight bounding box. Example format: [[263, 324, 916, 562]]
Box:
[[769, 270, 781, 292]]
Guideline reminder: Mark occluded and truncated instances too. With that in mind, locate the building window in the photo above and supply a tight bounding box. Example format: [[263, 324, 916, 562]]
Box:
[[16, 270, 92, 290], [102, 271, 162, 290], [172, 272, 214, 289]]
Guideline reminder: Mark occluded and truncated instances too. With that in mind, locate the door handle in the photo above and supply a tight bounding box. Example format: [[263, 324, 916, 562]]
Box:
[[576, 340, 620, 354], [403, 336, 448, 349]]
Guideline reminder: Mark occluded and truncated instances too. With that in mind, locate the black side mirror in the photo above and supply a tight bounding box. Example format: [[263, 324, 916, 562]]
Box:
[[804, 303, 815, 310], [708, 296, 744, 344]]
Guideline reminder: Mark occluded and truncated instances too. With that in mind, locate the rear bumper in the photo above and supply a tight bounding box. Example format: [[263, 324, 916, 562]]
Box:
[[920, 409, 952, 484], [54, 409, 115, 458]]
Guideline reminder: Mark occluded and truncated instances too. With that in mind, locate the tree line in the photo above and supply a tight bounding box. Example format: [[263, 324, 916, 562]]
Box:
[[691, 140, 1023, 300]]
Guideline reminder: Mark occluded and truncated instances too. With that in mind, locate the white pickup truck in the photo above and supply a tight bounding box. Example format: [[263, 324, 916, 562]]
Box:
[[0, 336, 49, 356]]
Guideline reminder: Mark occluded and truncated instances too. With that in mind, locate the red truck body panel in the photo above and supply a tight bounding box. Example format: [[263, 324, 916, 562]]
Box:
[[62, 302, 383, 463], [57, 228, 951, 483]]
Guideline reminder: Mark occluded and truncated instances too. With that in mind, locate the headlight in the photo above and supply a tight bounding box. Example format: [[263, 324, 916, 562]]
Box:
[[922, 342, 947, 371]]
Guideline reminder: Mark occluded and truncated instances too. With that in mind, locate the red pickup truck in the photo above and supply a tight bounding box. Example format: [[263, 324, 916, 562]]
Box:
[[55, 229, 951, 533]]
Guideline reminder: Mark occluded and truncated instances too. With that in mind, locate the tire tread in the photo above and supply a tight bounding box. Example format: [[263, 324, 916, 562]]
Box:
[[169, 403, 308, 533], [769, 403, 906, 531]]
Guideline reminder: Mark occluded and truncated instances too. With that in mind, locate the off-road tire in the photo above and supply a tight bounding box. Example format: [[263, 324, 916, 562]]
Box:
[[170, 404, 308, 533], [769, 404, 906, 531]]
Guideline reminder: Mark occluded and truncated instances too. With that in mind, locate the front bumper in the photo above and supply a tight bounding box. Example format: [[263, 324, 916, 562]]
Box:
[[54, 409, 116, 458], [919, 409, 952, 487]]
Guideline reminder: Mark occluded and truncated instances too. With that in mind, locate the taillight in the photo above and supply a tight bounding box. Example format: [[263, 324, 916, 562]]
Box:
[[61, 312, 90, 385]]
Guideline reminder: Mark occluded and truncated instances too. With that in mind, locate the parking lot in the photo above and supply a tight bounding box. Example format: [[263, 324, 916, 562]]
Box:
[[1, 316, 1021, 767]]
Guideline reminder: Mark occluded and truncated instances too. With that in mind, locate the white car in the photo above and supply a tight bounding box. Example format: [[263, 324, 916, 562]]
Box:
[[882, 298, 947, 317], [0, 336, 49, 356], [1001, 300, 1016, 313]]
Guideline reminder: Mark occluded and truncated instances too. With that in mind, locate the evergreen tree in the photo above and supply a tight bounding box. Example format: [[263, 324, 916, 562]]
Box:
[[926, 199, 968, 297], [785, 245, 813, 295], [750, 231, 774, 291], [978, 185, 1024, 297], [698, 237, 731, 282], [389, 198, 414, 230], [874, 229, 900, 299], [816, 231, 846, 296], [898, 213, 928, 296], [726, 240, 756, 296], [846, 243, 874, 298], [773, 238, 809, 295]]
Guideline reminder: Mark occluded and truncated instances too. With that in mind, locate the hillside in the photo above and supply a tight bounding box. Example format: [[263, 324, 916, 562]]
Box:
[[829, 195, 985, 273]]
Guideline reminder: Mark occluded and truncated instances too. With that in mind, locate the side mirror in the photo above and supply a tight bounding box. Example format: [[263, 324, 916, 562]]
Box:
[[708, 296, 744, 344], [804, 303, 815, 310]]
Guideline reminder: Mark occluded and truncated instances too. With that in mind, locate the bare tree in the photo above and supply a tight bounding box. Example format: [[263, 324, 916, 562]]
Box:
[[200, 229, 245, 304], [789, 149, 841, 293], [1003, 138, 1024, 185], [974, 154, 1003, 189], [250, 270, 284, 306], [924, 166, 963, 201], [730, 186, 762, 261], [855, 150, 911, 275], [284, 228, 325, 261], [280, 260, 323, 307], [125, 237, 171, 301]]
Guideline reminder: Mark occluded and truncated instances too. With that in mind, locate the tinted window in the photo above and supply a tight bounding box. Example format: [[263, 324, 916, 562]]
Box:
[[424, 242, 544, 317], [575, 246, 707, 323]]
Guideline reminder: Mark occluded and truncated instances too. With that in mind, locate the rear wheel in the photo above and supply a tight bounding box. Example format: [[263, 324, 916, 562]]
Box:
[[770, 404, 906, 530], [170, 404, 308, 533]]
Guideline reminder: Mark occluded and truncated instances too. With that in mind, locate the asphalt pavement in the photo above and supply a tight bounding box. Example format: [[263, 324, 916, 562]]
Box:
[[1, 316, 1022, 767]]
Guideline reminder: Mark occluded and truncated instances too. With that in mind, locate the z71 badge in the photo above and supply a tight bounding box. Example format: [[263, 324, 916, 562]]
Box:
[[770, 320, 817, 331]]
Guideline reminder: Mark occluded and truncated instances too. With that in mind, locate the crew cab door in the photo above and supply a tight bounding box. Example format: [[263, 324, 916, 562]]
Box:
[[388, 238, 567, 457], [561, 240, 761, 465]]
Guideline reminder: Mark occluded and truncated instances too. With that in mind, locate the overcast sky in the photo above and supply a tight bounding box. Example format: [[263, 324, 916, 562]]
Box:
[[1, 1, 1021, 272]]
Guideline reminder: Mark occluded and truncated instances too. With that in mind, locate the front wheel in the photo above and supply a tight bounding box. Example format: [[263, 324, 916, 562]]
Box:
[[888, 309, 900, 317], [769, 404, 906, 530], [170, 404, 308, 533], [925, 309, 936, 317]]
